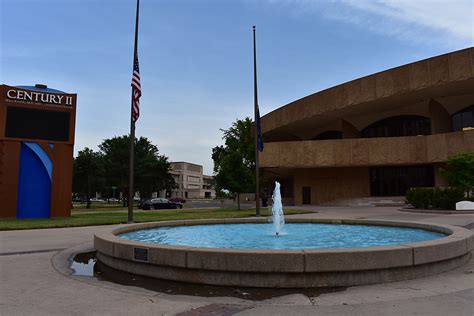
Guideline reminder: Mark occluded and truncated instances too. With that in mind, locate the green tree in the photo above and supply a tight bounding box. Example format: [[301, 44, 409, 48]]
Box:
[[212, 118, 256, 209], [99, 135, 176, 205], [221, 118, 255, 168], [134, 137, 176, 199], [73, 148, 104, 208], [99, 136, 129, 205], [441, 151, 474, 197]]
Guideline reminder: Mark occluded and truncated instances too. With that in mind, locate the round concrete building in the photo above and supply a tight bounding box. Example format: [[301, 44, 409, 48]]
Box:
[[260, 47, 474, 206]]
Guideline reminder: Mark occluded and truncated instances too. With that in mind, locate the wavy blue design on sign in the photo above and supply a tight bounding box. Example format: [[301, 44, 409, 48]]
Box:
[[23, 142, 53, 180], [17, 143, 52, 218]]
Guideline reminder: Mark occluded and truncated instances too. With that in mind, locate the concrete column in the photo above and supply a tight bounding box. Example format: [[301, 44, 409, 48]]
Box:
[[434, 163, 449, 188], [342, 119, 361, 139], [429, 99, 452, 134], [293, 171, 303, 206]]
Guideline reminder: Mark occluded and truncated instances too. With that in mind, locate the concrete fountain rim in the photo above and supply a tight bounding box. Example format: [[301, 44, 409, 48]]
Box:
[[95, 217, 473, 257], [94, 217, 473, 289]]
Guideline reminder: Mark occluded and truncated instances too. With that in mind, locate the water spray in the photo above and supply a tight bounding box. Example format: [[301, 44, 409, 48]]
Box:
[[271, 181, 285, 236]]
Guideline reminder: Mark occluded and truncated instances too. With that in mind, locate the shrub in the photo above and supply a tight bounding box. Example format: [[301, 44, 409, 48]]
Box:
[[405, 187, 465, 210], [441, 151, 474, 197]]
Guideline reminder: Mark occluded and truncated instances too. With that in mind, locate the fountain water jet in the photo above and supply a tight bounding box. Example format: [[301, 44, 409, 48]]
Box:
[[271, 181, 285, 236]]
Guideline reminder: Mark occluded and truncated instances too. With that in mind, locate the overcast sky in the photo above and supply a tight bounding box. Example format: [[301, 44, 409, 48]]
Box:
[[1, 0, 472, 174]]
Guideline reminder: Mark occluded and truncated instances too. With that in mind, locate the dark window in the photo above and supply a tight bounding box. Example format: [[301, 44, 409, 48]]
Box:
[[361, 115, 431, 138], [452, 105, 474, 131], [5, 107, 70, 141], [312, 131, 343, 140], [369, 165, 434, 196]]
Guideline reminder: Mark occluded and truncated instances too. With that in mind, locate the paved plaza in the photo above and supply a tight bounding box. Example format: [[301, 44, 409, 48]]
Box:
[[1, 206, 473, 315]]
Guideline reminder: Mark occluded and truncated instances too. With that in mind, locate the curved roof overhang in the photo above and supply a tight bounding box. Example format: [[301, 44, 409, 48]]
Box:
[[261, 47, 474, 141]]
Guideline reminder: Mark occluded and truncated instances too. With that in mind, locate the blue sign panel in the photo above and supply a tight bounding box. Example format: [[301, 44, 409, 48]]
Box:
[[16, 142, 52, 218]]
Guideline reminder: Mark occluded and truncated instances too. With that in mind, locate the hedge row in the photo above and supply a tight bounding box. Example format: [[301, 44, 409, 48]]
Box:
[[405, 187, 465, 210]]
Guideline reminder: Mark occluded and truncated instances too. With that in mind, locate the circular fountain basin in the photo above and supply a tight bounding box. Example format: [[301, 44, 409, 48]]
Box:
[[119, 223, 445, 250], [94, 218, 473, 288]]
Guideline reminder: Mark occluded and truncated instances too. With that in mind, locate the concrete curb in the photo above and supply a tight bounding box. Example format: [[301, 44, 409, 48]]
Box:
[[399, 208, 474, 214]]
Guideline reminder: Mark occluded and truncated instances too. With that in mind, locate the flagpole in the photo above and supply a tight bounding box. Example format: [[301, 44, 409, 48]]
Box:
[[253, 26, 260, 217], [128, 0, 140, 224]]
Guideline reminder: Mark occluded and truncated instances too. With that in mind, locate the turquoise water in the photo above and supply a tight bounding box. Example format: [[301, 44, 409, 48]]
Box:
[[119, 223, 446, 250]]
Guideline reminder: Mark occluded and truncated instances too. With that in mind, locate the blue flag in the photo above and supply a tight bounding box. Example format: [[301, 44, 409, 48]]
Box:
[[256, 105, 264, 152]]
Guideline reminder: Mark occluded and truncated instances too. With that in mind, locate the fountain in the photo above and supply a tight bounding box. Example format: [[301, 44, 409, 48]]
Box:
[[270, 181, 285, 236], [94, 192, 474, 288]]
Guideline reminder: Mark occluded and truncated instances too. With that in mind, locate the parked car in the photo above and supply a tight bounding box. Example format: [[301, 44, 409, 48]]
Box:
[[89, 198, 106, 203], [169, 197, 186, 203], [108, 198, 120, 203], [142, 198, 182, 210]]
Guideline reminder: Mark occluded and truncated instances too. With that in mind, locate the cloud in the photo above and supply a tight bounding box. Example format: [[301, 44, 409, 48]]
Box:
[[267, 0, 473, 46], [344, 0, 472, 40]]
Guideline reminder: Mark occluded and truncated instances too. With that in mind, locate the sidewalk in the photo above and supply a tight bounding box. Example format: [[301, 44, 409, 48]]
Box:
[[1, 207, 473, 315]]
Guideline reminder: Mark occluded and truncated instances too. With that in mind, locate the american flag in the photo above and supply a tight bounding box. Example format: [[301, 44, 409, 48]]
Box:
[[131, 55, 141, 122]]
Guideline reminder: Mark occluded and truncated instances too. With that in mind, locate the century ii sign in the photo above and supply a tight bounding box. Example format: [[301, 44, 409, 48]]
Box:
[[6, 89, 73, 106]]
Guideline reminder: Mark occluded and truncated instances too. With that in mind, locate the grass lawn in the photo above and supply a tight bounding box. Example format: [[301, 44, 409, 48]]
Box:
[[0, 208, 314, 230]]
